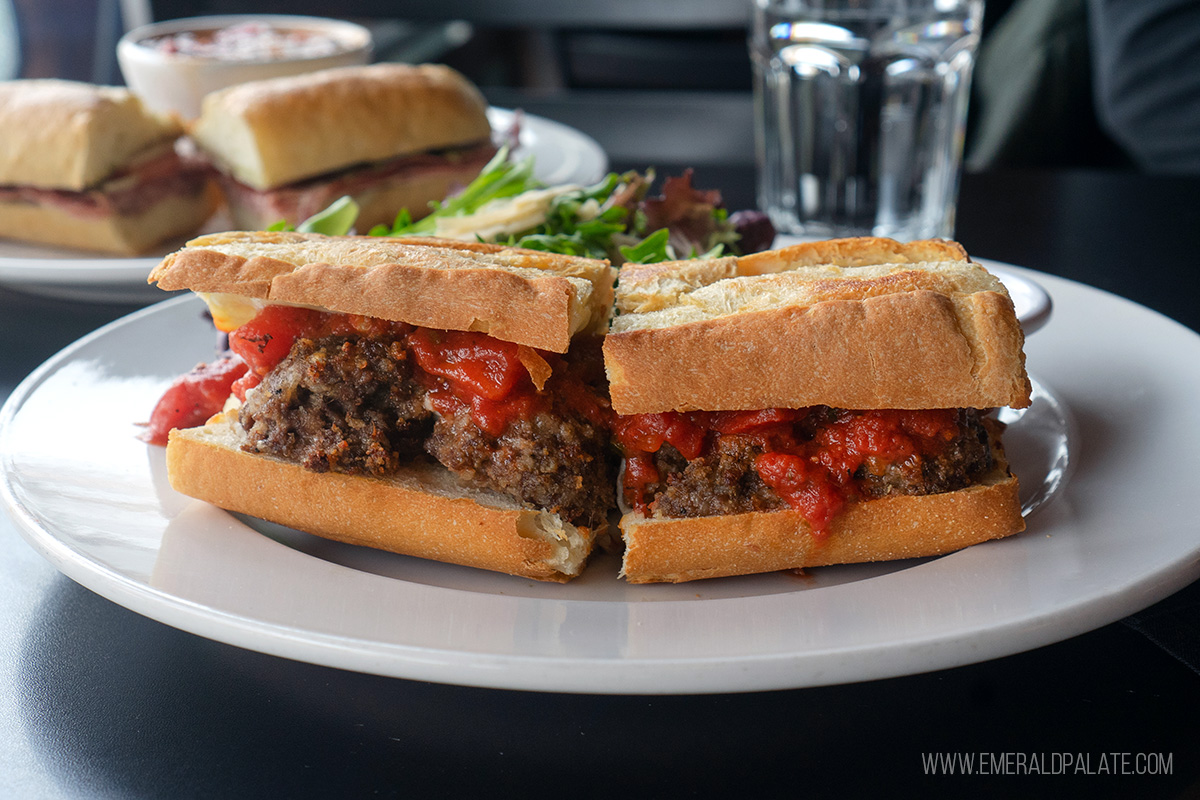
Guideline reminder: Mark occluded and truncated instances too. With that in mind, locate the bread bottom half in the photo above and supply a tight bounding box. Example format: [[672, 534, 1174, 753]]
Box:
[[0, 184, 218, 256], [165, 413, 595, 582], [619, 458, 1024, 584]]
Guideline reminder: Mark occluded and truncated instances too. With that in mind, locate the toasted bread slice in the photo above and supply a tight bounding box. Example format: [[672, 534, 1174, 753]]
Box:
[[0, 182, 218, 256], [604, 237, 1031, 413], [167, 412, 595, 582], [620, 448, 1023, 583], [149, 231, 616, 352]]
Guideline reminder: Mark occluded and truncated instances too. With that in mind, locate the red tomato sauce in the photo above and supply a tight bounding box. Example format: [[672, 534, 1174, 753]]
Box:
[[408, 328, 543, 436], [225, 305, 415, 400], [615, 407, 962, 536], [149, 305, 607, 445]]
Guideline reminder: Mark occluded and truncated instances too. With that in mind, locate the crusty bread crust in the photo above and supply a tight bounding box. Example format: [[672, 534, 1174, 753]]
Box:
[[0, 182, 218, 255], [605, 238, 1031, 413], [615, 237, 970, 311], [619, 457, 1024, 583], [615, 238, 977, 316], [0, 80, 181, 190], [166, 413, 595, 582], [606, 288, 1030, 412], [736, 236, 969, 272], [149, 231, 615, 352], [191, 64, 493, 190]]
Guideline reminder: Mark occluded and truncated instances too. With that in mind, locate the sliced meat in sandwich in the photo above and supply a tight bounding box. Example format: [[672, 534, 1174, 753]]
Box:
[[190, 64, 497, 231], [602, 237, 1033, 583], [0, 79, 217, 255], [148, 231, 616, 582]]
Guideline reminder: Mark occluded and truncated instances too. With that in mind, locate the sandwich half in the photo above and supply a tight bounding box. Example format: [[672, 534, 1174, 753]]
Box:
[[149, 231, 616, 581], [0, 80, 217, 255], [602, 237, 1032, 583], [190, 64, 497, 231]]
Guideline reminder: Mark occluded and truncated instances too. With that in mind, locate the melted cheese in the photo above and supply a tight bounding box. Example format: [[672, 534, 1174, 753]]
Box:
[[432, 185, 582, 241], [197, 292, 265, 332]]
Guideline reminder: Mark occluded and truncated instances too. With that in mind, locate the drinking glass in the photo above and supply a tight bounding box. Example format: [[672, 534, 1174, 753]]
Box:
[[751, 0, 984, 241]]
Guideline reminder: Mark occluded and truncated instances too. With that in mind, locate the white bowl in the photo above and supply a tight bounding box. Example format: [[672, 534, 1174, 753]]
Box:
[[117, 14, 373, 120]]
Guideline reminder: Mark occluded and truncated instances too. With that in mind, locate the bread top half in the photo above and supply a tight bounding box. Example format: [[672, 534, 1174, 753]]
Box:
[[190, 63, 493, 191], [0, 79, 183, 191], [604, 237, 1032, 413], [149, 231, 615, 353]]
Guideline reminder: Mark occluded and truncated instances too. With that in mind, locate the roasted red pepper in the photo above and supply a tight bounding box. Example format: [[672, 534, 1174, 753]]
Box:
[[408, 328, 543, 436], [616, 406, 965, 535], [612, 411, 707, 460], [142, 356, 248, 445], [753, 452, 845, 538]]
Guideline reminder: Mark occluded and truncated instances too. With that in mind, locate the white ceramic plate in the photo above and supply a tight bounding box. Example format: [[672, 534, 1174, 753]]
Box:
[[3, 264, 1199, 694], [983, 259, 1053, 336], [0, 107, 607, 304]]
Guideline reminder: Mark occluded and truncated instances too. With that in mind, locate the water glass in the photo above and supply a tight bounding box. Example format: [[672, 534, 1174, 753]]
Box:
[[751, 0, 984, 241]]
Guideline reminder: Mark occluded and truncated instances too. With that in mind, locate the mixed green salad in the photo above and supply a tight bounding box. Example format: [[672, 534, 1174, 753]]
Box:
[[273, 147, 774, 264]]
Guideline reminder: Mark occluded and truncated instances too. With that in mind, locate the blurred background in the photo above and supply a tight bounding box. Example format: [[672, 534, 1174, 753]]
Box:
[[5, 0, 1193, 203]]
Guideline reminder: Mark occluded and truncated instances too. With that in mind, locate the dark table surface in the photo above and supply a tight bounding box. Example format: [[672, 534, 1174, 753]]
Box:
[[2, 167, 1199, 798]]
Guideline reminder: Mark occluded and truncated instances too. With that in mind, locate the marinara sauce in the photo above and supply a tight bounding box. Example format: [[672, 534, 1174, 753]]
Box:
[[225, 305, 411, 400], [408, 328, 543, 437], [409, 329, 612, 436], [614, 406, 963, 537], [148, 305, 609, 445]]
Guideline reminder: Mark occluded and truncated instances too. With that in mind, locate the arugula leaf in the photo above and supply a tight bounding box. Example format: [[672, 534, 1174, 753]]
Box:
[[275, 150, 773, 266], [369, 208, 413, 236], [297, 196, 360, 236], [619, 228, 673, 263], [264, 195, 360, 235], [375, 145, 541, 237]]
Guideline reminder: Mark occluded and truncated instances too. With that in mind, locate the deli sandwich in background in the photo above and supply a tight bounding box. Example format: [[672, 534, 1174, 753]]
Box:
[[0, 62, 496, 256]]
